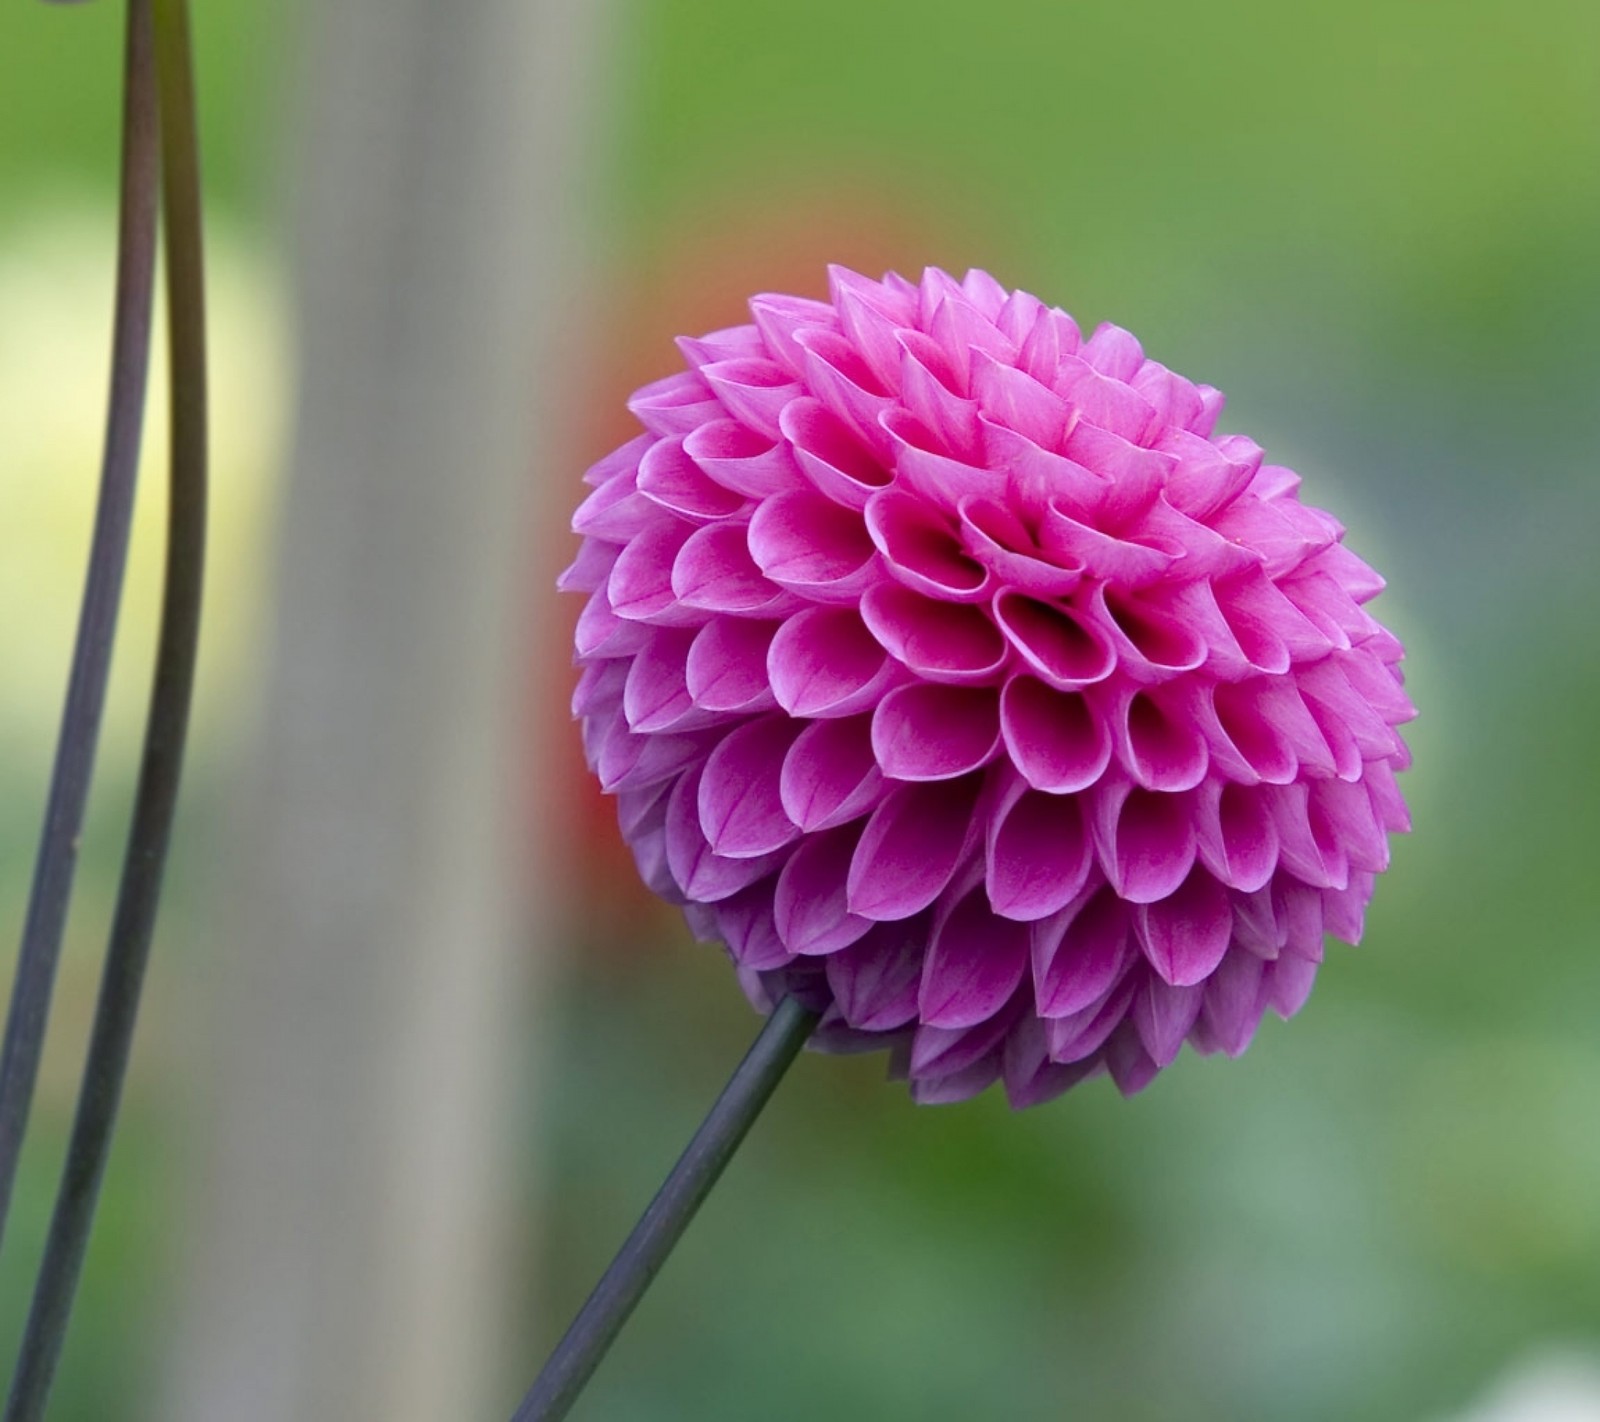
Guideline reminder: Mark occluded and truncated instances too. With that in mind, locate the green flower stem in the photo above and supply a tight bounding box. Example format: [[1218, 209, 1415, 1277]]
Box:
[[0, 0, 160, 1252], [511, 996, 819, 1422], [3, 0, 207, 1414]]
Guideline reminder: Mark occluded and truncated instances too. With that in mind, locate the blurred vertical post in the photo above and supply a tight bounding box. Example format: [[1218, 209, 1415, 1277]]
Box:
[[164, 2, 609, 1418]]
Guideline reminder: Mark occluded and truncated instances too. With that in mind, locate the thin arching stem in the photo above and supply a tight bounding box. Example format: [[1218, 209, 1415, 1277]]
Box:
[[0, 0, 161, 1251], [3, 0, 207, 1413], [511, 997, 818, 1422]]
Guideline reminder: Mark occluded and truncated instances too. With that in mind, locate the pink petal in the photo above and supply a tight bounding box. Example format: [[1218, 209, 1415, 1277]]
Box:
[[623, 626, 713, 733], [675, 323, 766, 370], [1136, 498, 1262, 581], [1364, 758, 1412, 834], [1338, 648, 1417, 727], [897, 333, 982, 459], [994, 288, 1047, 347], [1320, 873, 1371, 944], [1080, 322, 1143, 379], [626, 371, 722, 437], [697, 715, 806, 858], [576, 470, 662, 550], [557, 537, 621, 594], [581, 432, 652, 489], [979, 422, 1107, 527], [773, 824, 874, 955], [970, 349, 1073, 450], [1265, 953, 1318, 1018], [1274, 877, 1326, 961], [779, 397, 893, 509], [908, 1053, 1005, 1105], [628, 817, 682, 904], [593, 715, 712, 795], [684, 618, 781, 714], [714, 880, 794, 970], [830, 263, 918, 324], [1279, 571, 1363, 651], [910, 1000, 1018, 1079], [681, 901, 720, 943], [1305, 541, 1386, 603], [998, 675, 1112, 794], [1018, 304, 1082, 381], [1211, 496, 1322, 581], [1033, 883, 1134, 1018], [794, 327, 896, 459], [1133, 973, 1204, 1067], [1104, 1021, 1162, 1096], [749, 292, 837, 377], [926, 286, 1016, 375], [825, 915, 930, 1031], [615, 779, 671, 841], [609, 519, 703, 623], [779, 714, 885, 831], [1060, 413, 1168, 507], [571, 658, 627, 720], [918, 889, 1030, 1029], [871, 683, 1001, 781], [1155, 426, 1258, 521], [682, 418, 804, 500], [834, 284, 908, 393], [1082, 583, 1207, 684], [699, 357, 803, 440], [1195, 780, 1280, 893], [880, 405, 1008, 512], [1228, 882, 1280, 959], [1116, 584, 1236, 687], [1002, 1017, 1101, 1108], [1095, 780, 1198, 903], [747, 488, 878, 602], [992, 590, 1115, 691], [985, 776, 1094, 921], [1217, 565, 1330, 665], [1299, 660, 1397, 772], [1231, 883, 1284, 960], [848, 776, 984, 920], [1310, 775, 1390, 874], [574, 588, 651, 660], [664, 765, 791, 902], [958, 497, 1085, 598], [916, 269, 969, 329], [1044, 972, 1138, 1062], [768, 606, 904, 718], [1192, 384, 1226, 436], [637, 436, 750, 522], [864, 489, 992, 602], [1206, 679, 1325, 785], [1037, 502, 1179, 587], [1107, 685, 1210, 792], [960, 268, 1010, 318], [1198, 949, 1269, 1056], [860, 582, 1009, 685], [671, 521, 793, 617], [1135, 866, 1232, 986], [1265, 782, 1349, 891], [1206, 571, 1293, 677]]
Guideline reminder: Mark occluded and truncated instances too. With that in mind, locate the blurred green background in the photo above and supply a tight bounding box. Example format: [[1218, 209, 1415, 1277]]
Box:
[[3, 0, 1599, 1418]]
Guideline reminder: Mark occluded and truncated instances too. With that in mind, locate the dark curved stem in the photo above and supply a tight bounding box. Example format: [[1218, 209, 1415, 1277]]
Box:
[[511, 996, 818, 1422], [3, 0, 206, 1414], [0, 0, 160, 1251]]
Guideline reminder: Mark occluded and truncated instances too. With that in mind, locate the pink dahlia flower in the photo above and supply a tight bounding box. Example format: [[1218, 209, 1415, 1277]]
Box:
[[561, 265, 1414, 1106]]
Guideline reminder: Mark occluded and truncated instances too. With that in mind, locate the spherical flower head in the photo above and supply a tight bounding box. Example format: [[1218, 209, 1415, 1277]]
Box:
[[562, 265, 1414, 1106]]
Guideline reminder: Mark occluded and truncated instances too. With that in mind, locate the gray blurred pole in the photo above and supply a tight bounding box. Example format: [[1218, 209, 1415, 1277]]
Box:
[[163, 3, 610, 1419]]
